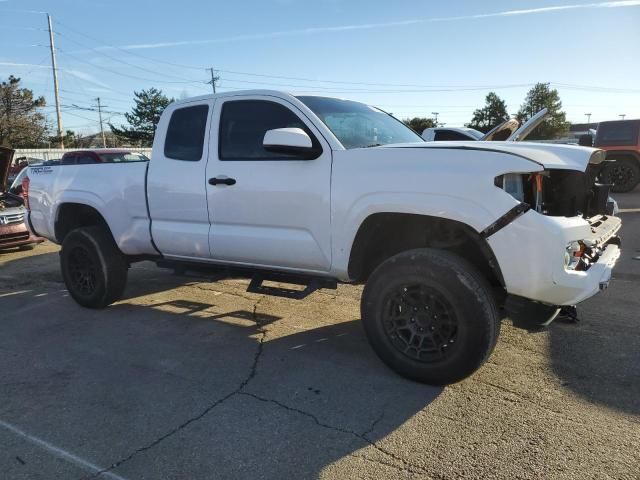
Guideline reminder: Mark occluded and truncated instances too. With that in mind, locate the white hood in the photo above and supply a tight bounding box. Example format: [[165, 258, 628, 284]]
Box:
[[383, 141, 604, 171]]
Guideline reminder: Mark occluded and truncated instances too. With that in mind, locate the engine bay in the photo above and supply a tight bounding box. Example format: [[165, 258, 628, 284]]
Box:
[[0, 192, 24, 211], [496, 165, 614, 218]]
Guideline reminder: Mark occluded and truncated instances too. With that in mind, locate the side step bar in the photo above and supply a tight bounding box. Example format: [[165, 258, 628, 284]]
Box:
[[156, 259, 338, 300], [247, 272, 337, 299]]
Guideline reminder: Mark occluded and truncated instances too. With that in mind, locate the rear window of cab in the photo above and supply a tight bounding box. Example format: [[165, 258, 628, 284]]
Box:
[[595, 120, 640, 147]]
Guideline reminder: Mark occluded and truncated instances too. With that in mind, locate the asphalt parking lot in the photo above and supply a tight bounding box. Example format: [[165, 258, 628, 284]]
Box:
[[1, 193, 639, 480]]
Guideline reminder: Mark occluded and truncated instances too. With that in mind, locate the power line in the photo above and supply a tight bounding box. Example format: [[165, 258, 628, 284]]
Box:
[[16, 21, 640, 95], [56, 47, 206, 85], [55, 29, 204, 83]]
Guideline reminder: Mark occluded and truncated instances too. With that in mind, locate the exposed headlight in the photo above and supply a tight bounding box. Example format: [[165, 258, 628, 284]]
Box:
[[501, 173, 525, 202], [564, 241, 583, 270], [495, 172, 545, 211]]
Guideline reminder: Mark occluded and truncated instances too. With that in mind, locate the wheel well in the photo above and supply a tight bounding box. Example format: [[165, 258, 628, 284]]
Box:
[[348, 213, 505, 287], [55, 203, 110, 243]]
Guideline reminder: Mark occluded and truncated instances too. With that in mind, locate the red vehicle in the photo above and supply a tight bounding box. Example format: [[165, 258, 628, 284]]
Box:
[[595, 119, 640, 192], [0, 147, 43, 251], [60, 149, 150, 165]]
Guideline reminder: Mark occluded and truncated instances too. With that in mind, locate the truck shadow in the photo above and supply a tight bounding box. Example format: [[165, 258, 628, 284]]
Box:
[[548, 315, 639, 416], [3, 250, 638, 477], [1, 253, 440, 478], [546, 210, 640, 417]]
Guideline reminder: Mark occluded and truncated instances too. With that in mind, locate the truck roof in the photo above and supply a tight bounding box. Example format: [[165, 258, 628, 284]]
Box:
[[171, 89, 298, 106]]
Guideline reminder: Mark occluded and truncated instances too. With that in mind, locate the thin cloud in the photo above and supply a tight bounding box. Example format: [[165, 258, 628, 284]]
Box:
[[0, 62, 112, 90], [65, 69, 111, 89], [0, 61, 49, 68], [113, 1, 640, 50]]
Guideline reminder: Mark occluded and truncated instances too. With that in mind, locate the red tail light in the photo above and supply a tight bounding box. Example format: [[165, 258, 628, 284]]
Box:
[[22, 175, 30, 210]]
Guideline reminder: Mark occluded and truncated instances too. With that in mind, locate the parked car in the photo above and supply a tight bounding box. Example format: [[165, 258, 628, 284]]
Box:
[[26, 91, 621, 385], [0, 147, 44, 251], [422, 127, 484, 141], [60, 149, 149, 165], [422, 118, 524, 142], [594, 119, 640, 192]]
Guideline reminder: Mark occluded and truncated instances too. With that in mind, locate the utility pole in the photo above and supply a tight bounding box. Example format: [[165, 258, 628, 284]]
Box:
[[207, 68, 219, 94], [47, 14, 64, 148], [619, 114, 626, 120], [431, 112, 439, 126], [585, 113, 592, 124], [96, 97, 106, 148]]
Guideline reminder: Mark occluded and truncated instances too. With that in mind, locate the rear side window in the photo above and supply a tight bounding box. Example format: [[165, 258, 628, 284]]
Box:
[[164, 105, 209, 161], [219, 100, 319, 160], [77, 153, 97, 164], [595, 120, 640, 147], [434, 130, 472, 141], [61, 154, 76, 165]]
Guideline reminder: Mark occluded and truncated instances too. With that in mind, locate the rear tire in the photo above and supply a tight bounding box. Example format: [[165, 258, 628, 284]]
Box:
[[60, 226, 128, 308], [601, 158, 640, 193], [361, 248, 500, 385]]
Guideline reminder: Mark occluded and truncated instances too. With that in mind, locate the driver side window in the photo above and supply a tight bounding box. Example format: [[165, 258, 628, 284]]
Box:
[[219, 100, 320, 161]]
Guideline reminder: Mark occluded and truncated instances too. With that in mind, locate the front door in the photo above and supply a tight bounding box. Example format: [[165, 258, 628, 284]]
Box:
[[205, 96, 332, 273]]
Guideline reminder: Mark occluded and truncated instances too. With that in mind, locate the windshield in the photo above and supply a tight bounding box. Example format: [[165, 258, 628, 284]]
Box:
[[466, 129, 484, 140], [297, 96, 423, 149], [98, 152, 150, 163]]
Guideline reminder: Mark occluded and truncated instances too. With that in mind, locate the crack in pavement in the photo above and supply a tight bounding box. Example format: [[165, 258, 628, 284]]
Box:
[[237, 391, 430, 476], [80, 296, 269, 480], [347, 453, 437, 479], [362, 409, 385, 438], [81, 292, 424, 479]]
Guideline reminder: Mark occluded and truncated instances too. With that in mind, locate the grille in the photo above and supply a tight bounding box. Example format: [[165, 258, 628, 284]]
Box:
[[0, 213, 25, 225], [0, 231, 29, 241]]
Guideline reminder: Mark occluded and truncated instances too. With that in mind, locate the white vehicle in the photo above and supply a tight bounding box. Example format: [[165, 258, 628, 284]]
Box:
[[26, 91, 622, 385], [422, 127, 484, 141]]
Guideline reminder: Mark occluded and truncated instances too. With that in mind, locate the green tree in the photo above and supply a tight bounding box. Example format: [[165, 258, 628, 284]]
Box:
[[0, 75, 49, 147], [403, 117, 436, 135], [467, 92, 509, 133], [109, 88, 172, 146], [50, 129, 83, 148], [516, 83, 569, 140]]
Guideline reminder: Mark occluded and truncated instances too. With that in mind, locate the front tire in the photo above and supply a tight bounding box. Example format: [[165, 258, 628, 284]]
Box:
[[361, 248, 500, 385], [60, 226, 128, 308], [601, 158, 640, 193]]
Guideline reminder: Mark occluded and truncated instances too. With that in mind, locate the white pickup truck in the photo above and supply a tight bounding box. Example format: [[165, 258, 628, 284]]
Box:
[[26, 90, 622, 384]]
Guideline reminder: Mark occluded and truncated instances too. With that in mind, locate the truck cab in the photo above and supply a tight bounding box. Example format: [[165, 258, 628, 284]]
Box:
[[25, 90, 622, 386]]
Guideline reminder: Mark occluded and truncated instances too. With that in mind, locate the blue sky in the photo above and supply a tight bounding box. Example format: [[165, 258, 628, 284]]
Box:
[[1, 0, 639, 135]]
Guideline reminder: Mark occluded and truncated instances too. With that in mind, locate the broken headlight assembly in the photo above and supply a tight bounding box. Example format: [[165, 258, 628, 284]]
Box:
[[564, 241, 584, 270], [495, 172, 544, 211], [496, 168, 613, 218]]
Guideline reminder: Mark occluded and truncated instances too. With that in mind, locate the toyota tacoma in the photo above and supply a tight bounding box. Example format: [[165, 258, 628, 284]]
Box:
[[25, 91, 622, 384]]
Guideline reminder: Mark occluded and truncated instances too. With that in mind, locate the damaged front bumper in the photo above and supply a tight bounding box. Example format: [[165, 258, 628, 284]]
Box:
[[487, 210, 621, 306]]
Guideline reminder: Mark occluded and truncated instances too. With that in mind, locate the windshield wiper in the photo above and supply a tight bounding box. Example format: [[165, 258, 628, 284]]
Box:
[[364, 143, 383, 148]]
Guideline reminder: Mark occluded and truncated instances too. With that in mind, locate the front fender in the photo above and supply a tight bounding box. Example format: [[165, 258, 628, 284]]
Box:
[[331, 192, 514, 279]]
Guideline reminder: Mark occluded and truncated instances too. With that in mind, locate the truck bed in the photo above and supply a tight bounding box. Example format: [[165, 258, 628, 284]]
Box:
[[28, 162, 157, 256]]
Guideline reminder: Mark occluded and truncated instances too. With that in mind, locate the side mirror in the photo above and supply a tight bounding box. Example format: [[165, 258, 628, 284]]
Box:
[[263, 128, 320, 159], [10, 185, 23, 195]]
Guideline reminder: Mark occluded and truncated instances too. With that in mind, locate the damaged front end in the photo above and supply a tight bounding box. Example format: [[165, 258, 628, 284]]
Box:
[[494, 149, 621, 278]]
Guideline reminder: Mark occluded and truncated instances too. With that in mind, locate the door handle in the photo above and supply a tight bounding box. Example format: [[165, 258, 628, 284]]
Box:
[[209, 177, 236, 186]]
